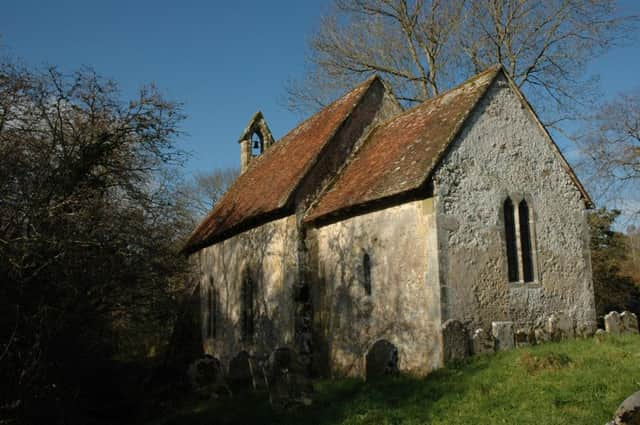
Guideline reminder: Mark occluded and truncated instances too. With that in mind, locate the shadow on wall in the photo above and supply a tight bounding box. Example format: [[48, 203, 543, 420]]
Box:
[[201, 212, 296, 363], [200, 205, 411, 380], [311, 220, 409, 378]]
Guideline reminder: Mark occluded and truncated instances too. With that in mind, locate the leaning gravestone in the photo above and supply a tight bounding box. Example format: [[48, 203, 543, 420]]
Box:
[[266, 347, 312, 409], [492, 321, 514, 351], [606, 391, 640, 425], [620, 311, 639, 334], [471, 328, 494, 355], [547, 312, 574, 341], [442, 319, 470, 362], [605, 311, 622, 335], [365, 339, 399, 380]]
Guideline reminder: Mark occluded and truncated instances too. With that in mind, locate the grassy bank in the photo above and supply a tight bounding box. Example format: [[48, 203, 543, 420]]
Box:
[[153, 334, 640, 425]]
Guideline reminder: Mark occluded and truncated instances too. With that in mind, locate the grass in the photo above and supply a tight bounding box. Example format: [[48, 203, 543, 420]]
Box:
[[150, 334, 640, 425]]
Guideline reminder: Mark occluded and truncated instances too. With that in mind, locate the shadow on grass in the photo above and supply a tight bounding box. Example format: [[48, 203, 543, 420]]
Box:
[[150, 335, 640, 425], [152, 357, 492, 425]]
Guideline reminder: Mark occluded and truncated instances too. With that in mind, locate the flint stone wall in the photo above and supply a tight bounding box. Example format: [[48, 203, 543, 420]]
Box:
[[432, 73, 596, 333]]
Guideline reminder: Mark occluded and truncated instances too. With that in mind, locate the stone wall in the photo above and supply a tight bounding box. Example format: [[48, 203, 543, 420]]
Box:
[[310, 199, 442, 377], [432, 73, 596, 332], [196, 215, 298, 366]]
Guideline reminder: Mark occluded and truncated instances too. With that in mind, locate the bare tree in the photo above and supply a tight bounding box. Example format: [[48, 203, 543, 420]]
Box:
[[285, 0, 465, 114], [576, 89, 640, 218], [179, 167, 239, 223], [286, 0, 636, 123], [0, 60, 192, 422]]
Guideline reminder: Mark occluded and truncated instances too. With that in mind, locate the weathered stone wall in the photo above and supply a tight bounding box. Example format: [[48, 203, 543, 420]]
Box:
[[310, 199, 442, 377], [433, 74, 596, 332], [196, 215, 298, 366]]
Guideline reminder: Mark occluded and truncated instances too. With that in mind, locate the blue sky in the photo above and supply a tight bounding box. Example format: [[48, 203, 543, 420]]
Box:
[[1, 0, 639, 181]]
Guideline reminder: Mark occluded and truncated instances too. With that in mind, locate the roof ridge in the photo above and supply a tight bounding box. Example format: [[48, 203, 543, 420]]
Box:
[[280, 75, 382, 207], [371, 64, 503, 131], [303, 65, 504, 223]]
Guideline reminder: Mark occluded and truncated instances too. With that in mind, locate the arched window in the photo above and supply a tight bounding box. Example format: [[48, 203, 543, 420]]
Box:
[[503, 196, 538, 283], [503, 197, 519, 282], [207, 277, 217, 339], [251, 132, 263, 157], [363, 253, 372, 296], [206, 285, 213, 338], [241, 271, 255, 341], [518, 200, 535, 283]]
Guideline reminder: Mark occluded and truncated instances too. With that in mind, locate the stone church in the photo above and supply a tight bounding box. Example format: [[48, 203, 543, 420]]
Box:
[[182, 65, 596, 378]]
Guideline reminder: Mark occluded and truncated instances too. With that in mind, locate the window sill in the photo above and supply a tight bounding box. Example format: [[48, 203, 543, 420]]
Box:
[[509, 281, 542, 289]]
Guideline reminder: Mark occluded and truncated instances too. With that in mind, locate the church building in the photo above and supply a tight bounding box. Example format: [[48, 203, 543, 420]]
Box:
[[182, 65, 596, 377]]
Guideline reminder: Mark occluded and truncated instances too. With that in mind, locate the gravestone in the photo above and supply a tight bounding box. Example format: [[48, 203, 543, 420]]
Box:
[[365, 339, 399, 380], [605, 311, 622, 335], [620, 311, 639, 334], [228, 351, 253, 392], [471, 328, 494, 355], [492, 321, 514, 351], [266, 347, 312, 409], [576, 320, 597, 338], [187, 355, 228, 397], [607, 391, 640, 425], [442, 319, 470, 362], [547, 312, 574, 341]]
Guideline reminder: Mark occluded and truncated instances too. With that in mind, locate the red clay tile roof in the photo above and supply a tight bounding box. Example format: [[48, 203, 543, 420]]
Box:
[[304, 66, 502, 223], [182, 76, 379, 253]]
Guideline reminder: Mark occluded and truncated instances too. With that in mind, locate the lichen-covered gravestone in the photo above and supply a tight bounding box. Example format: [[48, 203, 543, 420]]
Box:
[[620, 311, 639, 334], [547, 312, 574, 341], [492, 321, 514, 351], [442, 319, 470, 362], [471, 328, 494, 355], [605, 311, 622, 335]]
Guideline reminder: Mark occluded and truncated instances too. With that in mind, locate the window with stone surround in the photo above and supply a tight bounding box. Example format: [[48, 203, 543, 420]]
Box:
[[518, 200, 535, 282], [241, 270, 255, 341], [363, 252, 372, 296], [206, 285, 213, 338], [503, 196, 538, 283], [207, 277, 217, 339], [504, 197, 519, 282]]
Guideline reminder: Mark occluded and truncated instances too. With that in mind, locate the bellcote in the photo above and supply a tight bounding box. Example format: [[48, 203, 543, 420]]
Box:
[[238, 111, 275, 174]]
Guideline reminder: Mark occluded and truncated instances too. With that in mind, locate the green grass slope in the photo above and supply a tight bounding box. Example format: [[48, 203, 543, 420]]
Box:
[[155, 334, 640, 425]]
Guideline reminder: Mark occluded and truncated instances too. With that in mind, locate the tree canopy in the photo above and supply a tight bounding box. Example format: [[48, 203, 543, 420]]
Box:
[[0, 61, 192, 423]]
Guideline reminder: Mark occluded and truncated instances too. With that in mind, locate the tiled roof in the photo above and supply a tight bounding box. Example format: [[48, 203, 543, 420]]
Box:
[[182, 76, 379, 253], [304, 66, 502, 223]]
